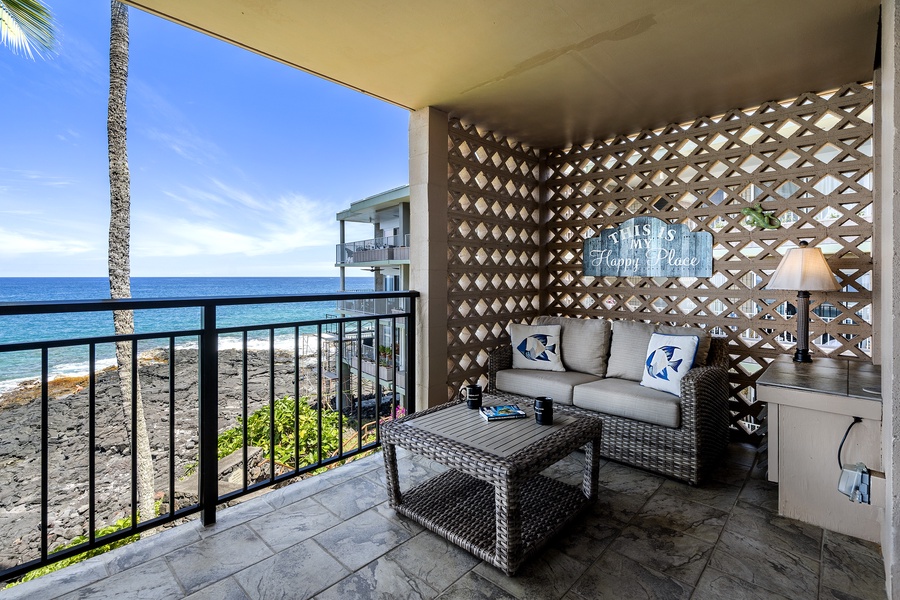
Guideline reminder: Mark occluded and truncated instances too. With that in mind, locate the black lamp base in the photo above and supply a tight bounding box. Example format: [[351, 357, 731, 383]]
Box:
[[792, 290, 814, 362], [792, 348, 813, 363]]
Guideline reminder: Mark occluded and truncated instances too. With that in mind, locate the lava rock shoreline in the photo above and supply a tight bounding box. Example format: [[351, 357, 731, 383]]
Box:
[[0, 347, 319, 573]]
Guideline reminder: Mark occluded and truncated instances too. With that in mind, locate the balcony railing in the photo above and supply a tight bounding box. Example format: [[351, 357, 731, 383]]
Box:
[[336, 234, 410, 265], [0, 290, 418, 582], [342, 341, 408, 391], [336, 295, 410, 316]]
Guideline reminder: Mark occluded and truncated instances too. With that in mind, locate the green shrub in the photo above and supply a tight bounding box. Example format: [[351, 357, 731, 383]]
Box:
[[217, 396, 342, 468], [5, 517, 138, 588]]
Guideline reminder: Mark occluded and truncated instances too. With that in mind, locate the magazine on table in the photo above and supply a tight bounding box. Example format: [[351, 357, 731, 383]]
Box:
[[480, 404, 527, 421]]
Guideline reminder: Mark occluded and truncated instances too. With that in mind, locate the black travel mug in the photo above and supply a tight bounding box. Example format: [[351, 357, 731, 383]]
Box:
[[534, 396, 553, 425]]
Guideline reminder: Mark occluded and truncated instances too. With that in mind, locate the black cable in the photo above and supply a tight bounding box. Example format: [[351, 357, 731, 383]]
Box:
[[838, 416, 863, 470]]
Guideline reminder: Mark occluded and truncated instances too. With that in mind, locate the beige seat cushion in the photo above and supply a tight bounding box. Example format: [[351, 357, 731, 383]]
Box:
[[495, 369, 601, 405], [535, 316, 612, 377], [605, 320, 656, 381], [573, 378, 682, 428]]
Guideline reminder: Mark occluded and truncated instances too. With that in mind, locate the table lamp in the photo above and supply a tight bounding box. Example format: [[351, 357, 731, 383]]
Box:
[[766, 241, 840, 362]]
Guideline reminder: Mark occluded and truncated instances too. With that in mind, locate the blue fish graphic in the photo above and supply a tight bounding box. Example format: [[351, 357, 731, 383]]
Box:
[[517, 334, 557, 362], [645, 345, 683, 380]]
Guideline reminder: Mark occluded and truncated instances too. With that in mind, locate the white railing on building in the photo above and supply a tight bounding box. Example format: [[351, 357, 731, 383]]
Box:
[[337, 296, 409, 316], [336, 234, 410, 264]]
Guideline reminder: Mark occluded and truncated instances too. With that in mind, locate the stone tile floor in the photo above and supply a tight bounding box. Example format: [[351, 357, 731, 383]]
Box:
[[0, 443, 886, 599]]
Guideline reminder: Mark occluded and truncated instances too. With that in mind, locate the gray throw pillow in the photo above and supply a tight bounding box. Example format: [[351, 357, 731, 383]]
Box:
[[535, 316, 611, 377]]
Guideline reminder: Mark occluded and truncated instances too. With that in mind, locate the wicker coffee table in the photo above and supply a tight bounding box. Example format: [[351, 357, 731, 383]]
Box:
[[380, 393, 603, 575]]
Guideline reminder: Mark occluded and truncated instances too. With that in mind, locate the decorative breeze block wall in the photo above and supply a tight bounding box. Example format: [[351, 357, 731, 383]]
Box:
[[541, 83, 874, 441], [445, 119, 542, 398]]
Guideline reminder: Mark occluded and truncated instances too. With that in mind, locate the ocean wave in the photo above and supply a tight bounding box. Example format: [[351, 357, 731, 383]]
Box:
[[0, 332, 323, 391], [216, 333, 321, 354], [0, 377, 34, 395], [50, 357, 119, 378]]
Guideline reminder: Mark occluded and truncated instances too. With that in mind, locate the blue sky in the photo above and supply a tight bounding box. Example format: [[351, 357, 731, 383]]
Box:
[[0, 1, 409, 277]]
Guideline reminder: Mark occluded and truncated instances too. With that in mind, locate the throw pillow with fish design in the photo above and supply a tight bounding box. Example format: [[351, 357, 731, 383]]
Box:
[[639, 333, 700, 396], [508, 323, 565, 372]]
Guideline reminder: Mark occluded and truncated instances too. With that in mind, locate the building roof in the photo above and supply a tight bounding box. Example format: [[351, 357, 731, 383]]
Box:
[[336, 185, 410, 224], [123, 0, 880, 148]]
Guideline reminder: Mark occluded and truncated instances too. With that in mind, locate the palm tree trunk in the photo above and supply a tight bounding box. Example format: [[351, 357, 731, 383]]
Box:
[[108, 0, 155, 523]]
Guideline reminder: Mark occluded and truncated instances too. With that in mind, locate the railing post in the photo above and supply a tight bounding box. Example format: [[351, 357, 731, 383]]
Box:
[[407, 293, 416, 414], [199, 303, 218, 526]]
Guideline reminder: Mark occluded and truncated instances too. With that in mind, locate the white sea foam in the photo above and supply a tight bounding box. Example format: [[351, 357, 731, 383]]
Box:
[[0, 377, 33, 395], [216, 333, 321, 354], [0, 333, 322, 396], [0, 358, 119, 398], [50, 358, 119, 378]]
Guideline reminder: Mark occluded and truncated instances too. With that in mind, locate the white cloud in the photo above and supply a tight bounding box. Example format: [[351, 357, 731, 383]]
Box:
[[135, 81, 223, 165], [162, 190, 220, 219], [210, 178, 266, 211], [144, 127, 222, 165], [136, 222, 252, 256], [0, 227, 94, 255], [135, 182, 338, 259], [0, 168, 75, 188], [56, 128, 82, 144]]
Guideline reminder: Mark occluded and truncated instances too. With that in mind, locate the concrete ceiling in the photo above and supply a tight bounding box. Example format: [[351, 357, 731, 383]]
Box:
[[123, 0, 880, 149]]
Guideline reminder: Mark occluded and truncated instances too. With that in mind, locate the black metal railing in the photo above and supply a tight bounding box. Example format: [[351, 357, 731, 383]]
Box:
[[0, 290, 418, 582]]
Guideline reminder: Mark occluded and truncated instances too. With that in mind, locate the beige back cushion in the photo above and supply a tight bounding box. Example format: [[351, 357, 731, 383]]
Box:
[[607, 320, 713, 381], [535, 316, 612, 377], [606, 320, 657, 381]]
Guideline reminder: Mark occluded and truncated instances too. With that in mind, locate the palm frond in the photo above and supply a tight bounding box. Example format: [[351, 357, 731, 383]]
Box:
[[0, 0, 55, 59]]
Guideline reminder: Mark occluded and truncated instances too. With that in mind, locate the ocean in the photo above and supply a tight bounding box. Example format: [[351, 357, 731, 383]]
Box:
[[0, 277, 374, 393]]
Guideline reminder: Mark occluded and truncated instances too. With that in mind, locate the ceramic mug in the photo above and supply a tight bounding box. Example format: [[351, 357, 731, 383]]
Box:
[[534, 396, 553, 425], [465, 384, 482, 409]]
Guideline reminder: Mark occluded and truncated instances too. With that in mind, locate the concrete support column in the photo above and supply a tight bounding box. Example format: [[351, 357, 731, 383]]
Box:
[[879, 1, 900, 596], [409, 107, 449, 409]]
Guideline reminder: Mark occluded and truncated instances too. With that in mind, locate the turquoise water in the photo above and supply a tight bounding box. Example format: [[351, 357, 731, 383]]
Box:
[[0, 277, 373, 391]]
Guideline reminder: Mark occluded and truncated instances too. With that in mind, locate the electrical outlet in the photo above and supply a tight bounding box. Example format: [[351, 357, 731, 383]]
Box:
[[838, 462, 871, 504]]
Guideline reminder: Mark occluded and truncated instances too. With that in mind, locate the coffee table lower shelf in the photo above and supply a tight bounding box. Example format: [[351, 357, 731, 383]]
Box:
[[394, 468, 589, 574]]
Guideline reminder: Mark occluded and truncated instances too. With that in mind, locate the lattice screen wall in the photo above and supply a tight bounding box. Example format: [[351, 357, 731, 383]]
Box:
[[445, 119, 542, 398], [542, 83, 874, 441]]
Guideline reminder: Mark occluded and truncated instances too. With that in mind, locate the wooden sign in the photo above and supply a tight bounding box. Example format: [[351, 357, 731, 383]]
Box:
[[584, 216, 712, 277]]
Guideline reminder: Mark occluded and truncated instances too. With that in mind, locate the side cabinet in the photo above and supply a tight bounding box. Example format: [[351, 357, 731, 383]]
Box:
[[757, 355, 883, 543]]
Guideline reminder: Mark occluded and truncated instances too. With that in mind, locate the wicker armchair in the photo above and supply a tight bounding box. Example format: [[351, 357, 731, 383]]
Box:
[[487, 337, 731, 485]]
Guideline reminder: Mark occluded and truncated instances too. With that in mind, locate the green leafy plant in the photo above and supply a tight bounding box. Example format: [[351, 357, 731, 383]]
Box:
[[217, 396, 342, 468], [377, 345, 393, 367], [6, 517, 139, 588]]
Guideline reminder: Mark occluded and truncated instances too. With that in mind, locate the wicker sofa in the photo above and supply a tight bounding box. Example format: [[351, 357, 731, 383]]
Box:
[[487, 316, 730, 485]]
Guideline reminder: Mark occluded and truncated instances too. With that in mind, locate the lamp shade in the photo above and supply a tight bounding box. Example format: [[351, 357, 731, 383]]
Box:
[[767, 241, 840, 291]]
